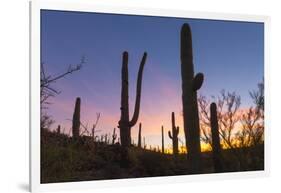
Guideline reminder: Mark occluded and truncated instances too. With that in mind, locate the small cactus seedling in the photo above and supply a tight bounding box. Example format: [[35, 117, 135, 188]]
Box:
[[168, 112, 179, 155], [72, 97, 81, 140], [138, 123, 142, 148], [118, 51, 147, 147], [180, 23, 204, 173], [210, 102, 223, 172]]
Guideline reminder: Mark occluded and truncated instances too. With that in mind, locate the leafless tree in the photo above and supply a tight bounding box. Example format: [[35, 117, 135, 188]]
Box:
[[40, 57, 85, 109], [41, 113, 55, 130], [198, 90, 241, 149], [40, 58, 85, 129], [198, 95, 212, 147], [250, 79, 264, 112], [218, 90, 241, 149], [199, 80, 265, 149], [237, 107, 263, 147], [198, 90, 243, 168], [237, 80, 264, 147]]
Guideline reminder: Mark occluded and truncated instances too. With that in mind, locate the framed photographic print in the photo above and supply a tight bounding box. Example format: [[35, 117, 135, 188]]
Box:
[[30, 0, 270, 192]]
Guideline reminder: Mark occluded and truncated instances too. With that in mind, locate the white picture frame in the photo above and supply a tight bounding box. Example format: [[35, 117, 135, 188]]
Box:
[[30, 0, 270, 192]]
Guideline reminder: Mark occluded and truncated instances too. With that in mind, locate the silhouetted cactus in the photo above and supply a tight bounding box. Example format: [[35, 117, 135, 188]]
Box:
[[56, 125, 61, 134], [161, 125, 165, 153], [143, 137, 146, 149], [118, 51, 147, 147], [91, 125, 95, 140], [105, 134, 109, 144], [112, 128, 117, 144], [168, 112, 179, 155], [138, 123, 142, 148], [210, 102, 223, 172], [91, 113, 100, 141], [180, 23, 204, 173], [72, 97, 81, 140]]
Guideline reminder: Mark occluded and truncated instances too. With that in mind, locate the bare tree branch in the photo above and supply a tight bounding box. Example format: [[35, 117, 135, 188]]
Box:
[[40, 57, 85, 109]]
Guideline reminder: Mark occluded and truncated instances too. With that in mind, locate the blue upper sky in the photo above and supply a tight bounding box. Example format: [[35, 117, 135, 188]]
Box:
[[41, 10, 264, 147]]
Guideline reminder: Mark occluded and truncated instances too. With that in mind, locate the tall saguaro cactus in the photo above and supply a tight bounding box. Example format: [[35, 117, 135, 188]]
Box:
[[138, 123, 142, 148], [118, 51, 147, 147], [168, 112, 179, 155], [180, 23, 204, 173], [210, 102, 223, 172], [72, 97, 81, 140], [161, 126, 165, 153]]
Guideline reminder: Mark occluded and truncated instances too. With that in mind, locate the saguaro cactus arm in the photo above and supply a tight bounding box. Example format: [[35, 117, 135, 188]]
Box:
[[176, 126, 180, 135], [129, 53, 147, 127], [193, 73, 204, 91], [168, 131, 173, 139]]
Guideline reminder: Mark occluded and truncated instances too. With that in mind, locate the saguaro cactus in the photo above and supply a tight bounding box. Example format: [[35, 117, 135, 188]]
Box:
[[112, 128, 117, 144], [92, 125, 95, 140], [180, 23, 204, 173], [161, 126, 165, 153], [56, 125, 61, 134], [138, 123, 142, 148], [118, 51, 147, 147], [210, 102, 223, 172], [72, 97, 81, 140], [104, 135, 107, 143], [168, 112, 179, 155]]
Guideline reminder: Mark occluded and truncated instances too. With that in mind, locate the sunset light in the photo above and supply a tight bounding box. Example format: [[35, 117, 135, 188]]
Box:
[[40, 10, 264, 183]]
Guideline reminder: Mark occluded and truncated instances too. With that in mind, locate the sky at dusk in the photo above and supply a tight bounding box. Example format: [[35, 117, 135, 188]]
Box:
[[41, 10, 264, 149]]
